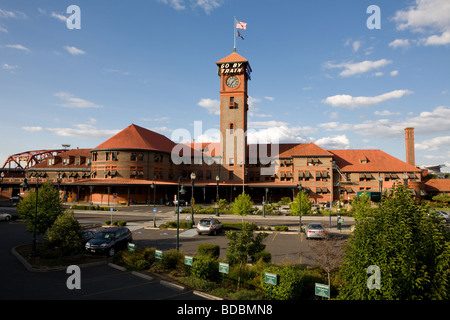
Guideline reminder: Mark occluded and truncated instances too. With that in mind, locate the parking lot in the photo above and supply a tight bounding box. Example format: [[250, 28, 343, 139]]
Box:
[[74, 206, 353, 265]]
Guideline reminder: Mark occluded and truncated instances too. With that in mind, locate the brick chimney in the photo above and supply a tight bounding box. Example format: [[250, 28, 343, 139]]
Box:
[[405, 127, 415, 166]]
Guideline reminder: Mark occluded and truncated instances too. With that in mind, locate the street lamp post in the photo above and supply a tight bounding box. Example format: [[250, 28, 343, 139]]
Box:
[[176, 176, 185, 251], [216, 175, 220, 217], [298, 183, 302, 233], [190, 172, 196, 225], [151, 181, 156, 228]]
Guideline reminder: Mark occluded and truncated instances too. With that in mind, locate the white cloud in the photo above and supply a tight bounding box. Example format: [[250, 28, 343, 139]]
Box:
[[389, 39, 410, 48], [415, 136, 450, 151], [374, 110, 400, 116], [249, 120, 289, 128], [323, 89, 413, 109], [197, 98, 220, 115], [352, 41, 361, 52], [247, 126, 314, 144], [22, 123, 120, 139], [54, 92, 104, 109], [393, 0, 450, 46], [158, 0, 224, 13], [0, 9, 27, 19], [390, 70, 399, 76], [0, 24, 7, 33], [157, 0, 186, 11], [424, 30, 450, 45], [315, 135, 350, 150], [264, 96, 274, 101], [319, 105, 450, 138], [51, 12, 67, 22], [324, 59, 392, 77], [64, 46, 85, 56], [2, 63, 18, 71], [4, 44, 30, 52], [194, 0, 224, 14]]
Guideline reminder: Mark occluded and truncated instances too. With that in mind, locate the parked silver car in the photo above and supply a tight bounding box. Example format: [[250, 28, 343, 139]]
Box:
[[197, 217, 223, 235], [0, 212, 12, 222], [306, 223, 326, 239]]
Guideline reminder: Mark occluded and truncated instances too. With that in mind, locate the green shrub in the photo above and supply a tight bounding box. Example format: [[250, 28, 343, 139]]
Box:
[[260, 264, 306, 300], [161, 249, 184, 270], [274, 225, 289, 231], [118, 220, 127, 226], [253, 250, 271, 263], [44, 210, 82, 255], [197, 243, 220, 259], [191, 255, 219, 281]]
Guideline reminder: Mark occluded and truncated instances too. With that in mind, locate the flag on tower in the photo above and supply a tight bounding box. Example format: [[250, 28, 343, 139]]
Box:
[[237, 30, 244, 40], [236, 20, 247, 30]]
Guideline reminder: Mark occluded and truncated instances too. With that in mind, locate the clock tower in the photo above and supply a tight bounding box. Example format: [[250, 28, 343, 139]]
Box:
[[216, 50, 252, 182]]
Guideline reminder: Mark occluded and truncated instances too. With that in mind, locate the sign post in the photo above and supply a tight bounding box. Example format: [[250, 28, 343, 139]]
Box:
[[155, 250, 163, 272], [315, 283, 330, 299], [184, 256, 193, 277], [265, 272, 278, 298], [127, 243, 136, 253], [219, 262, 229, 287]]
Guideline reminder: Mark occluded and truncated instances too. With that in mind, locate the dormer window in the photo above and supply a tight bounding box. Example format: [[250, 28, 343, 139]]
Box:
[[63, 158, 70, 166], [48, 158, 55, 166]]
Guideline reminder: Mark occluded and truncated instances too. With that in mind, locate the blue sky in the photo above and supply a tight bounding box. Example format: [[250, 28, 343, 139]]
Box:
[[1, 0, 449, 171]]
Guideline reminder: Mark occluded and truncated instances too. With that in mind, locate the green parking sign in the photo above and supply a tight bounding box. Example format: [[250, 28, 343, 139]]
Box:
[[184, 256, 193, 266], [315, 283, 330, 298], [219, 262, 229, 274], [155, 250, 163, 259], [265, 272, 278, 286]]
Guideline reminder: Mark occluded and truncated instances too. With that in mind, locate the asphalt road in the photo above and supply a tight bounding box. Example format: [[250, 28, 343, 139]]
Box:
[[0, 221, 203, 300]]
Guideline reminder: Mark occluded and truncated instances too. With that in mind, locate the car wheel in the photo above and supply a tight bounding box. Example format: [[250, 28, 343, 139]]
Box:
[[5, 216, 10, 222], [108, 247, 115, 257]]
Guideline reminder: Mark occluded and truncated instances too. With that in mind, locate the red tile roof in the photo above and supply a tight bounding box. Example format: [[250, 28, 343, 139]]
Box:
[[423, 179, 450, 192], [330, 149, 421, 172], [93, 124, 176, 154], [216, 52, 248, 64], [30, 148, 91, 169]]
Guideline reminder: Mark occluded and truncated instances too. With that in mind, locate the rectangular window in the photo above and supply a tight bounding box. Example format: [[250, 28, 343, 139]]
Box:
[[131, 152, 136, 161], [228, 171, 234, 180]]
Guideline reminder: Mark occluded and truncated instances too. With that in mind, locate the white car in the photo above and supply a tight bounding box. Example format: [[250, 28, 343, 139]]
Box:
[[435, 211, 450, 223], [306, 223, 326, 239], [0, 212, 12, 222]]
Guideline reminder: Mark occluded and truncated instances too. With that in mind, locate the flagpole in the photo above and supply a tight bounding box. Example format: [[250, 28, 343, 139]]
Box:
[[233, 16, 236, 52]]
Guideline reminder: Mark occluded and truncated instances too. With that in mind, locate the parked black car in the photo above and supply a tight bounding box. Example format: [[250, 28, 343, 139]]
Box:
[[85, 227, 133, 257]]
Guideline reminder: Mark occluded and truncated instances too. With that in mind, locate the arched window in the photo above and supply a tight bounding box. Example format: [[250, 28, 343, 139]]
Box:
[[229, 123, 234, 134]]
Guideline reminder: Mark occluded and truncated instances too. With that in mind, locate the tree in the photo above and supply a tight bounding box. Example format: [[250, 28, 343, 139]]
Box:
[[16, 181, 65, 235], [45, 210, 83, 255], [303, 234, 345, 299], [226, 222, 268, 290], [232, 192, 253, 222], [290, 191, 312, 216], [338, 183, 450, 299]]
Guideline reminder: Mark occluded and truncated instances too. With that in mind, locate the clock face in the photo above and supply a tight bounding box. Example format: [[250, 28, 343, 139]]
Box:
[[226, 76, 239, 88]]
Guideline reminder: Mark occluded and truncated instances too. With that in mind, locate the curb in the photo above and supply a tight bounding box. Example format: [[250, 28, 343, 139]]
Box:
[[12, 245, 109, 272], [107, 263, 223, 300]]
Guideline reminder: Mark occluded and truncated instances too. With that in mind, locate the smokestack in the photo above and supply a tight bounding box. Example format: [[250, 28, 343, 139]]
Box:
[[405, 127, 415, 166]]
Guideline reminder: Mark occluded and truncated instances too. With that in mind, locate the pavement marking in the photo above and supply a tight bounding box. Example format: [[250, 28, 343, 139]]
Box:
[[179, 228, 197, 237]]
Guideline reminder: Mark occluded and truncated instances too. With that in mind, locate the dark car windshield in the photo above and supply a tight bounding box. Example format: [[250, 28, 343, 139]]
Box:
[[94, 231, 115, 240]]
